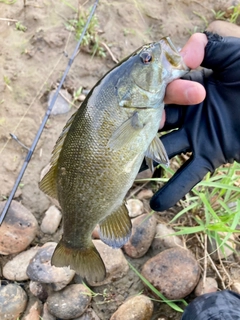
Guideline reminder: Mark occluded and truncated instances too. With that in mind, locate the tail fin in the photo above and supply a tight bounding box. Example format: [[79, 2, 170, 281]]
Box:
[[51, 240, 106, 283]]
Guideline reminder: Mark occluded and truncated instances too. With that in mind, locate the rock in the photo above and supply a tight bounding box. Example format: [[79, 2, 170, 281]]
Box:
[[126, 199, 144, 218], [42, 303, 56, 320], [78, 240, 129, 287], [137, 189, 153, 200], [151, 223, 184, 254], [207, 233, 236, 261], [74, 307, 100, 320], [27, 242, 75, 291], [49, 89, 72, 115], [46, 284, 91, 319], [0, 283, 28, 320], [29, 281, 51, 301], [22, 300, 42, 320], [141, 247, 200, 300], [110, 295, 153, 320], [123, 214, 156, 258], [40, 205, 62, 234], [3, 246, 39, 281], [206, 20, 240, 38], [232, 281, 240, 295], [194, 277, 218, 296], [0, 200, 38, 255]]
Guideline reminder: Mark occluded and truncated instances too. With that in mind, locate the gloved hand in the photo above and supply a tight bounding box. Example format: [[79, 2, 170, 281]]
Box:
[[150, 31, 240, 211]]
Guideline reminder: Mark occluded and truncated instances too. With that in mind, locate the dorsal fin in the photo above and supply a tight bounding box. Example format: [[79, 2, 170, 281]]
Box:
[[39, 111, 77, 199]]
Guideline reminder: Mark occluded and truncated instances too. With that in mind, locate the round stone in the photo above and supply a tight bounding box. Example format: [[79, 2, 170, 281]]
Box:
[[126, 199, 144, 218], [0, 200, 38, 255], [40, 205, 62, 234], [141, 247, 200, 299], [0, 283, 28, 320], [194, 277, 218, 296], [46, 284, 91, 319]]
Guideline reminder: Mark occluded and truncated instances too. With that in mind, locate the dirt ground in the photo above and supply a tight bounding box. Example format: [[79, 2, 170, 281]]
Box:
[[0, 0, 239, 319]]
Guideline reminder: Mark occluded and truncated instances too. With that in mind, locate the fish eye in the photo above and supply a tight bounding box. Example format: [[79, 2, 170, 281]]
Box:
[[140, 52, 152, 64]]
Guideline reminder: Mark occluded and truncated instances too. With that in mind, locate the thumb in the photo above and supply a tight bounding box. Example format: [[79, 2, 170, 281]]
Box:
[[150, 156, 212, 211]]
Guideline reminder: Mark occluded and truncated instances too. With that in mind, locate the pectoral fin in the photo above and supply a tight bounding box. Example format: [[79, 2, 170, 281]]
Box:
[[145, 135, 169, 172], [99, 204, 132, 248], [108, 112, 144, 150]]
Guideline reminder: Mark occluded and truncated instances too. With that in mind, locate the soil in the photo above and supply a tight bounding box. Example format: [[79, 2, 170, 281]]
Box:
[[0, 0, 238, 319]]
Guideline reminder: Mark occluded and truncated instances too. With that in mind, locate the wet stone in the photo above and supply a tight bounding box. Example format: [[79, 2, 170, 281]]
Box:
[[3, 246, 39, 281], [123, 214, 156, 258], [0, 200, 38, 255], [77, 240, 129, 287], [194, 277, 218, 296], [49, 89, 72, 115], [0, 283, 28, 320], [126, 199, 144, 218], [46, 284, 91, 319], [27, 242, 75, 291], [151, 223, 184, 254], [40, 205, 62, 234], [110, 295, 153, 320], [141, 247, 200, 300]]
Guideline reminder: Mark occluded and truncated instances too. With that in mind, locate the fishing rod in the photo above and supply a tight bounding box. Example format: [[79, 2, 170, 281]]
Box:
[[0, 0, 100, 225]]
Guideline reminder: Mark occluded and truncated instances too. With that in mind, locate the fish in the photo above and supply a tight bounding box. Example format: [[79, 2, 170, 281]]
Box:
[[39, 37, 189, 283]]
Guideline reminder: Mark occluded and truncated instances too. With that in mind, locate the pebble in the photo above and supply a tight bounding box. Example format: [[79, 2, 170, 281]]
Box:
[[22, 300, 42, 320], [137, 189, 153, 200], [151, 223, 184, 254], [74, 307, 100, 320], [40, 205, 62, 234], [232, 281, 240, 295], [29, 281, 51, 301], [46, 284, 91, 319], [194, 277, 218, 296], [207, 233, 236, 261], [3, 246, 39, 281], [27, 242, 75, 291], [141, 247, 200, 299], [126, 199, 144, 218], [0, 283, 28, 320], [49, 89, 72, 115], [207, 20, 240, 38], [110, 295, 153, 320], [123, 214, 156, 258], [78, 240, 129, 286], [42, 303, 56, 320], [0, 200, 38, 255]]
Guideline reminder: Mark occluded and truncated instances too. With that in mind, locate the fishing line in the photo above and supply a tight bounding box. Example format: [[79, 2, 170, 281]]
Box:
[[0, 0, 100, 224]]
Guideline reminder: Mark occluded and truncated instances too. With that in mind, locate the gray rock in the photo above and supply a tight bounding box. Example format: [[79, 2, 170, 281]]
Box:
[[74, 307, 100, 320], [27, 242, 75, 291], [49, 89, 72, 115], [40, 205, 62, 234], [110, 295, 153, 320], [194, 277, 218, 296], [0, 200, 38, 255], [78, 240, 129, 287], [126, 199, 144, 218], [42, 303, 56, 320], [123, 214, 156, 258], [0, 283, 28, 320], [46, 284, 91, 319], [151, 223, 184, 254], [141, 247, 200, 299], [3, 246, 39, 281]]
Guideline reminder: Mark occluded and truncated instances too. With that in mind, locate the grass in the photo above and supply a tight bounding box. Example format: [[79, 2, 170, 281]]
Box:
[[212, 4, 240, 24]]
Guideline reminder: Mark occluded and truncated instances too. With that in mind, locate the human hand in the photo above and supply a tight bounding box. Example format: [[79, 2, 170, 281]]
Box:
[[150, 31, 240, 211]]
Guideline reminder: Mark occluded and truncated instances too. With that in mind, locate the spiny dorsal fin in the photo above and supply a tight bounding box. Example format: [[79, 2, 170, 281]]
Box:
[[39, 111, 77, 199], [145, 134, 169, 172], [99, 204, 132, 248]]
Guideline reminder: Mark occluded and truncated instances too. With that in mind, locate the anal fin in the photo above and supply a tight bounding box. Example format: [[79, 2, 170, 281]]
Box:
[[145, 134, 169, 172], [99, 204, 132, 248]]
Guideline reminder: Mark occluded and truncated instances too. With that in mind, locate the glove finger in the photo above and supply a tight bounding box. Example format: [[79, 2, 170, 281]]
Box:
[[161, 129, 190, 159], [150, 156, 211, 211]]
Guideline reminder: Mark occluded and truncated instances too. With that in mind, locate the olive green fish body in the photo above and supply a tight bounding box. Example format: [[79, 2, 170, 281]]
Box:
[[40, 37, 189, 283]]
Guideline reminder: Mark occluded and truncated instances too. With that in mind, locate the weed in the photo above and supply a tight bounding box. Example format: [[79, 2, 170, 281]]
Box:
[[65, 7, 105, 58], [3, 75, 12, 91], [15, 21, 27, 32], [0, 0, 16, 4], [82, 282, 116, 304], [212, 4, 240, 24]]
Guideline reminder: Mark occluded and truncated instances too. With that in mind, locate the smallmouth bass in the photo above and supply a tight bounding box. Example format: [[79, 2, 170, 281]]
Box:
[[39, 37, 189, 283]]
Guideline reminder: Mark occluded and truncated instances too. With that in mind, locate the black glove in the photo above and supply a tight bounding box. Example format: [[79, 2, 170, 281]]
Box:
[[150, 32, 240, 211]]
